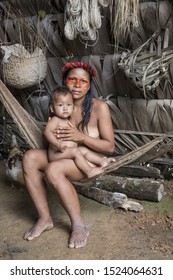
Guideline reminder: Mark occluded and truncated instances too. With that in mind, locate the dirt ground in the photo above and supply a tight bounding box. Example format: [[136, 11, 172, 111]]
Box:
[[0, 160, 173, 260]]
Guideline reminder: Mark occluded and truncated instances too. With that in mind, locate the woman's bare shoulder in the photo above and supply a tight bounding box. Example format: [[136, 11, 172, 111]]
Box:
[[92, 98, 109, 111]]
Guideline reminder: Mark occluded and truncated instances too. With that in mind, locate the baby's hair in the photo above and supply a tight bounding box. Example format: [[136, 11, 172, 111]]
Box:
[[50, 85, 72, 105]]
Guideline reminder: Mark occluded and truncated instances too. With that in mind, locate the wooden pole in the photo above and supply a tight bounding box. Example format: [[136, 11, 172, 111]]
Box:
[[0, 80, 44, 148]]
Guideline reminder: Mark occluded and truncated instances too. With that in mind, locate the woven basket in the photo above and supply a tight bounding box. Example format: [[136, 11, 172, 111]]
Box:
[[118, 30, 173, 98], [2, 47, 47, 89]]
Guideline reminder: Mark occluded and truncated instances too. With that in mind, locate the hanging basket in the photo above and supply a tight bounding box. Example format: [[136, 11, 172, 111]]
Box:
[[1, 44, 47, 89]]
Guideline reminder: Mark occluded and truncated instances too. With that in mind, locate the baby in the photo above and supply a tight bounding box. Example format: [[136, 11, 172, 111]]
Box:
[[44, 86, 115, 178]]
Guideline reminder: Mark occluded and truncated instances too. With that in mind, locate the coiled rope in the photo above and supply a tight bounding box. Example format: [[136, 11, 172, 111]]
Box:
[[64, 0, 109, 41]]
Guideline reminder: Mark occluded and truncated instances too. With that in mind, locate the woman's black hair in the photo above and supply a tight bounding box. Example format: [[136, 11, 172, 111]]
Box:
[[62, 68, 93, 132]]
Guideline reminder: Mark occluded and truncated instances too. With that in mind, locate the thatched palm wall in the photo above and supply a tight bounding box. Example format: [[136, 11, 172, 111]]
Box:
[[0, 0, 173, 156]]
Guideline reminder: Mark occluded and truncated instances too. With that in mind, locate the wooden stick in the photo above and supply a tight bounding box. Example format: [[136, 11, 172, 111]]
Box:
[[0, 80, 44, 148]]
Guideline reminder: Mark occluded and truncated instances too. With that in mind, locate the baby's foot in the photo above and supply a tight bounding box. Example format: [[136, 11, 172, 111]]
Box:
[[24, 217, 53, 241], [68, 226, 89, 249], [100, 157, 116, 168]]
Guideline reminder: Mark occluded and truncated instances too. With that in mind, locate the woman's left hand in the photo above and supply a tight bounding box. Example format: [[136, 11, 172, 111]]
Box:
[[53, 122, 84, 143]]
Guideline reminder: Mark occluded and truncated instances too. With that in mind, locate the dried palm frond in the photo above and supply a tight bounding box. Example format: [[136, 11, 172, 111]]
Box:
[[4, 0, 52, 17], [104, 95, 173, 135], [1, 4, 48, 51]]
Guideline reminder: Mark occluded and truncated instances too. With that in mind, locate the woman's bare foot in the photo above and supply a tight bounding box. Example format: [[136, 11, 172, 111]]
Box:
[[87, 167, 103, 178], [68, 226, 89, 249], [100, 157, 116, 168], [24, 217, 54, 241]]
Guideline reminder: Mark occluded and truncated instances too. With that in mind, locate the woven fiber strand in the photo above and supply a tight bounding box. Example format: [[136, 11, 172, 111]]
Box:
[[2, 49, 47, 89]]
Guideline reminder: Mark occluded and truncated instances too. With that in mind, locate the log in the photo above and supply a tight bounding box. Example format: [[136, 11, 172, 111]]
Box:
[[74, 175, 164, 202], [74, 185, 127, 207], [112, 164, 161, 179], [74, 185, 143, 211]]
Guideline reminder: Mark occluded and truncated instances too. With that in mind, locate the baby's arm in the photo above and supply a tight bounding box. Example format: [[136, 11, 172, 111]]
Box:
[[43, 117, 66, 152]]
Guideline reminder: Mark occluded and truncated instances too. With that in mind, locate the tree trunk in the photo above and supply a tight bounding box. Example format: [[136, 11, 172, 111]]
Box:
[[111, 164, 161, 179], [74, 185, 127, 207], [74, 175, 164, 202], [74, 184, 143, 211]]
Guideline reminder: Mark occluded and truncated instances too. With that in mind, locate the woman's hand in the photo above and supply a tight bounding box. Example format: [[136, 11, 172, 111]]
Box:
[[53, 122, 84, 143]]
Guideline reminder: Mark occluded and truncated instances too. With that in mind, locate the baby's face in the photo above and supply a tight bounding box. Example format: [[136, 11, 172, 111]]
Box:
[[52, 94, 73, 119]]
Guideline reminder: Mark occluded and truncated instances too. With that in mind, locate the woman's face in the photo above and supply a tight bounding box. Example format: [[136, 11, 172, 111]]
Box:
[[65, 68, 91, 100]]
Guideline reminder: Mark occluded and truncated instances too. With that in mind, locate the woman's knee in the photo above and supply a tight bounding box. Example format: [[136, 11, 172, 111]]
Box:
[[45, 161, 64, 183], [22, 150, 36, 169], [45, 159, 84, 185], [22, 149, 47, 171]]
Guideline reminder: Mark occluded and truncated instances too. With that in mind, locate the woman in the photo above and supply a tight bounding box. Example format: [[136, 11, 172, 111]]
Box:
[[22, 61, 115, 249]]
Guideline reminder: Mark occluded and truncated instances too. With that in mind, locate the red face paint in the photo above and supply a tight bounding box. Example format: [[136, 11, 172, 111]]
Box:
[[66, 77, 89, 88], [65, 68, 91, 100]]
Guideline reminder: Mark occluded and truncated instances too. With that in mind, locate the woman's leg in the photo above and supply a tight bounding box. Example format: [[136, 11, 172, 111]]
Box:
[[45, 159, 88, 249], [22, 149, 53, 241]]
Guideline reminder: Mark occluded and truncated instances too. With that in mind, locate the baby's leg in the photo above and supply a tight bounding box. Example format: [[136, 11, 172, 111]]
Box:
[[78, 147, 116, 168], [78, 147, 104, 165], [50, 147, 103, 178]]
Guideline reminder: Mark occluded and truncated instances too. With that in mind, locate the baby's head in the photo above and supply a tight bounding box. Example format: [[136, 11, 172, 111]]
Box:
[[50, 86, 73, 119]]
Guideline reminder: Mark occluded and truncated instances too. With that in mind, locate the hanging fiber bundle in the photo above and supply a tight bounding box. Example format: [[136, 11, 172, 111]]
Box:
[[90, 0, 102, 30], [81, 0, 90, 33], [66, 0, 82, 16], [64, 0, 109, 41], [110, 0, 140, 49], [99, 0, 110, 7]]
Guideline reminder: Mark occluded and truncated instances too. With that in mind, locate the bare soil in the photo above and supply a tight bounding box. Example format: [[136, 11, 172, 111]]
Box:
[[0, 160, 173, 260]]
